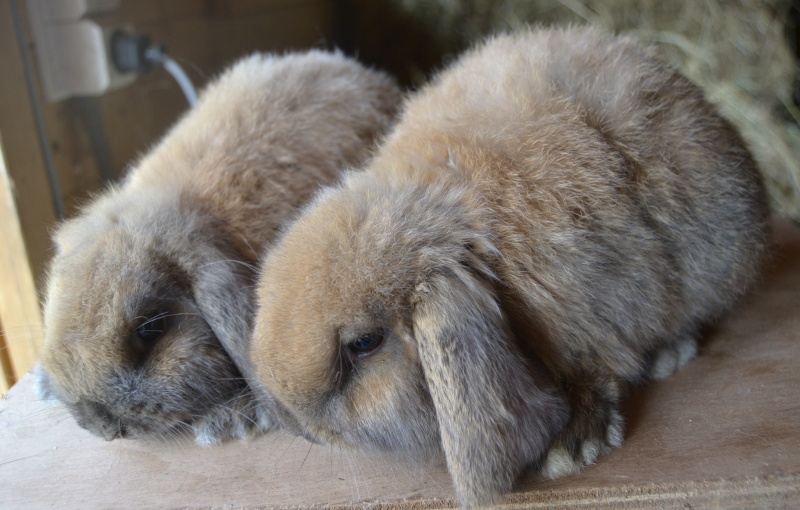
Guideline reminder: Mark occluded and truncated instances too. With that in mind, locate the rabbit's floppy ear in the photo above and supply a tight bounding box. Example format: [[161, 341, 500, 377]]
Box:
[[413, 264, 569, 507], [184, 229, 256, 375], [188, 239, 287, 414]]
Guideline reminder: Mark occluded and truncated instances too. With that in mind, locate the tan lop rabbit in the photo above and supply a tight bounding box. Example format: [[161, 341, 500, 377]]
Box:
[[38, 50, 400, 445], [245, 27, 771, 507]]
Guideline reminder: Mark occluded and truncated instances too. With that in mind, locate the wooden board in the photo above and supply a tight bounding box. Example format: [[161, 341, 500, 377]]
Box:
[[1, 218, 799, 509], [0, 140, 46, 393]]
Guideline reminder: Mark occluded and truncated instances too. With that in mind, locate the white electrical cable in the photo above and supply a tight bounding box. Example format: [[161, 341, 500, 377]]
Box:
[[161, 56, 198, 107], [145, 47, 198, 108]]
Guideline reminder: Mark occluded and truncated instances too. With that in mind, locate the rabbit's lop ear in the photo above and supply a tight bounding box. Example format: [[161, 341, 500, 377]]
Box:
[[413, 264, 569, 507], [191, 250, 282, 408], [190, 242, 255, 375]]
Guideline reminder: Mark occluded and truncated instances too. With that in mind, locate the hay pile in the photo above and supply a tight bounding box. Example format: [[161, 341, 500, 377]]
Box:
[[389, 0, 800, 221]]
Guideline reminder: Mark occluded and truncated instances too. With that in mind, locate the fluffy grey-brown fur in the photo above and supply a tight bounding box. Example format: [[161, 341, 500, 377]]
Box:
[[248, 27, 770, 507], [39, 50, 400, 444]]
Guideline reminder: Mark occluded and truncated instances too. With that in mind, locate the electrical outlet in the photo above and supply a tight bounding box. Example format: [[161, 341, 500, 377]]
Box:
[[26, 0, 137, 102]]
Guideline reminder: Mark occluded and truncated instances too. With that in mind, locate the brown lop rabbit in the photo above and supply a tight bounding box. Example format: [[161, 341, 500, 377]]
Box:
[[38, 50, 400, 445], [243, 27, 772, 507]]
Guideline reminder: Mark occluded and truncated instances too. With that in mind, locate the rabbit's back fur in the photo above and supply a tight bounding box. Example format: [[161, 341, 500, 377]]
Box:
[[390, 27, 769, 376]]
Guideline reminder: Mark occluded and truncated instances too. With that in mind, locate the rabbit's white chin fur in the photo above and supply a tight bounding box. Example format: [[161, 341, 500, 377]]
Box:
[[192, 394, 276, 445]]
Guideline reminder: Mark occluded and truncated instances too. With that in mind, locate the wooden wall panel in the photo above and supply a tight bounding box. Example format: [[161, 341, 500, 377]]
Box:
[[93, 0, 337, 184], [0, 0, 59, 292], [0, 0, 56, 387]]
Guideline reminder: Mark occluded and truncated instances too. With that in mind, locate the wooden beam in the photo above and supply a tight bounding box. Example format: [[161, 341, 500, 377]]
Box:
[[0, 136, 45, 387], [0, 318, 13, 392]]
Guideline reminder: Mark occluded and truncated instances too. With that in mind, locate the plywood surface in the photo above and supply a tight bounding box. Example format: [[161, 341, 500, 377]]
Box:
[[1, 219, 799, 509]]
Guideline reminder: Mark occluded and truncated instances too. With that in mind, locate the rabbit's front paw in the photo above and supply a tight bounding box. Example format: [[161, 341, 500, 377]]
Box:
[[539, 407, 624, 478], [649, 334, 698, 381], [539, 370, 625, 479], [193, 391, 275, 445]]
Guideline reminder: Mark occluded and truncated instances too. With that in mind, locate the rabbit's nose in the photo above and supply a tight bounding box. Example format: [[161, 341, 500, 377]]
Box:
[[100, 422, 124, 441], [72, 399, 124, 440]]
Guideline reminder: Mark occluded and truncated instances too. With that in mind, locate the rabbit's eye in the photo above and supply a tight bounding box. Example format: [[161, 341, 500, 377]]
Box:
[[135, 315, 167, 343], [347, 329, 385, 356]]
